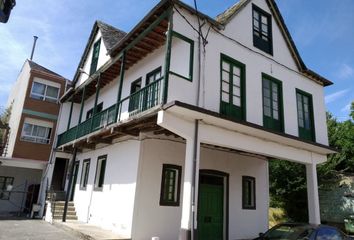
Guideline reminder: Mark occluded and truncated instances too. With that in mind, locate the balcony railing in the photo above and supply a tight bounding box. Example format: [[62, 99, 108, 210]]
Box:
[[57, 77, 163, 147]]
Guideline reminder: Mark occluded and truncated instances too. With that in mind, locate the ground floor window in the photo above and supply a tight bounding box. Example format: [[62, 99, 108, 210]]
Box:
[[0, 176, 14, 200], [242, 176, 256, 209], [94, 155, 107, 190], [80, 159, 90, 190], [160, 164, 182, 206]]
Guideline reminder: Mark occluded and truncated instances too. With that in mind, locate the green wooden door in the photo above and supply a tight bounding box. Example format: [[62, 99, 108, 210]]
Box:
[[198, 175, 224, 240]]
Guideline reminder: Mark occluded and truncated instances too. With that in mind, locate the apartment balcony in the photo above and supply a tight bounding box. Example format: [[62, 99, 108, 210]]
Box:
[[57, 77, 163, 148]]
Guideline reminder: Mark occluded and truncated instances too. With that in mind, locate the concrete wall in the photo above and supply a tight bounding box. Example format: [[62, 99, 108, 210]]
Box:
[[132, 138, 269, 240], [170, 1, 328, 145], [72, 140, 141, 238], [0, 166, 42, 213]]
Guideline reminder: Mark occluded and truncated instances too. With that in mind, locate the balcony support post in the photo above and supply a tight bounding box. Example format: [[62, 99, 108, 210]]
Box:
[[90, 74, 101, 131], [162, 7, 173, 104], [78, 86, 86, 125], [115, 52, 126, 122], [67, 97, 74, 131]]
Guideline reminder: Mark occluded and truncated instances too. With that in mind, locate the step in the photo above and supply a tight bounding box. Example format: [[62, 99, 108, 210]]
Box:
[[53, 210, 77, 215], [53, 215, 78, 220], [53, 201, 75, 207], [53, 213, 77, 218], [52, 207, 76, 212]]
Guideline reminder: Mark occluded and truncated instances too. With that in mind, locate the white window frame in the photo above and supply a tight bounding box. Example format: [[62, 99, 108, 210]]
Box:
[[20, 122, 52, 144], [30, 81, 60, 103]]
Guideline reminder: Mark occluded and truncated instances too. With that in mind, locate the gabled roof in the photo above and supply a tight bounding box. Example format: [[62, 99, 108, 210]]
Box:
[[71, 21, 126, 85], [27, 59, 65, 79], [215, 0, 332, 86]]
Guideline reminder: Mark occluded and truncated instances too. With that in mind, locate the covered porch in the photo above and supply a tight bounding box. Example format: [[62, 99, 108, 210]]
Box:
[[157, 101, 335, 240]]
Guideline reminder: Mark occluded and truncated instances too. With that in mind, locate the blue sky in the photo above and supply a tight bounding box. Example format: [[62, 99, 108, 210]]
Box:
[[0, 0, 353, 120]]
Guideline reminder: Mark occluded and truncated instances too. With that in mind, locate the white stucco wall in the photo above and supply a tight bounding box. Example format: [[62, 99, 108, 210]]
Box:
[[72, 140, 141, 238], [170, 1, 329, 145], [132, 138, 268, 240], [6, 61, 31, 157]]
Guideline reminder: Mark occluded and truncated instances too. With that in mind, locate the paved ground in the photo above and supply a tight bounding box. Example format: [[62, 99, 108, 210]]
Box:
[[0, 218, 79, 240]]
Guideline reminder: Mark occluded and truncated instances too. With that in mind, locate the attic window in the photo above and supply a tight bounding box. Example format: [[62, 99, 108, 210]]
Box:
[[89, 39, 101, 75], [252, 4, 273, 55]]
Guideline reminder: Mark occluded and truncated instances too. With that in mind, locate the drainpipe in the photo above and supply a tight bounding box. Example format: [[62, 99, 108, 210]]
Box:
[[191, 119, 199, 240], [62, 147, 77, 222]]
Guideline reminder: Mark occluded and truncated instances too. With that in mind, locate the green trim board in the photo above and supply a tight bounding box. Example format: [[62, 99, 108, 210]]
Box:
[[262, 73, 284, 132], [219, 53, 246, 121], [22, 109, 58, 120], [169, 31, 194, 82], [296, 89, 316, 142]]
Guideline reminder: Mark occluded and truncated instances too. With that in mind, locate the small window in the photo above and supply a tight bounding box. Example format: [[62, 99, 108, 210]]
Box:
[[21, 122, 52, 144], [86, 102, 103, 120], [0, 176, 14, 200], [129, 78, 142, 112], [80, 159, 90, 190], [242, 176, 256, 209], [30, 82, 59, 103], [90, 39, 101, 75], [146, 67, 162, 85], [262, 74, 284, 132], [94, 155, 107, 190], [160, 164, 182, 206], [316, 227, 343, 240], [252, 4, 273, 55], [296, 89, 315, 141]]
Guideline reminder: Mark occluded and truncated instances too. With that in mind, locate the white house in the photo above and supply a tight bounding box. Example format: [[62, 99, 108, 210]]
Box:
[[44, 0, 335, 239]]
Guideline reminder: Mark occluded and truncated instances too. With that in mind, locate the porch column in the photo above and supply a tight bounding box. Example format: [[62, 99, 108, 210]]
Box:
[[67, 97, 74, 130], [78, 86, 86, 124], [92, 73, 101, 116], [115, 52, 125, 122], [179, 120, 200, 240], [162, 7, 173, 104], [306, 162, 321, 224]]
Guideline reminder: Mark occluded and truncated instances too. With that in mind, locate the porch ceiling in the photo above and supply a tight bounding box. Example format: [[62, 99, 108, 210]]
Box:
[[161, 101, 336, 159]]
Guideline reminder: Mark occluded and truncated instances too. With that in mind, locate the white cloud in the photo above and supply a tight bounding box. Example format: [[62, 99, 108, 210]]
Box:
[[325, 89, 350, 104], [341, 103, 351, 112], [338, 64, 354, 79]]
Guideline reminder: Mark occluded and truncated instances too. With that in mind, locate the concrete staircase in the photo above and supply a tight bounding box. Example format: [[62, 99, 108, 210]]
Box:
[[52, 201, 78, 221]]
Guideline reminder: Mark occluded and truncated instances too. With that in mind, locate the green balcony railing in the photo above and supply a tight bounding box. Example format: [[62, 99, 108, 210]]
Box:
[[57, 77, 162, 147]]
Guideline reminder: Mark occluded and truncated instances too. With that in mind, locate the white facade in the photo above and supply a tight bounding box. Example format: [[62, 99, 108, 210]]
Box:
[[48, 0, 334, 239]]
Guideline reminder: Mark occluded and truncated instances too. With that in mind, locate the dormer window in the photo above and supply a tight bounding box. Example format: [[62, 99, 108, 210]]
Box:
[[252, 4, 273, 55], [89, 39, 101, 75]]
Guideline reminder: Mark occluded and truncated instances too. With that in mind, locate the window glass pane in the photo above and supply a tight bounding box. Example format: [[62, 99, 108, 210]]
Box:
[[222, 92, 229, 102], [32, 82, 45, 95], [222, 71, 229, 82], [233, 66, 240, 77], [253, 10, 259, 21], [233, 75, 240, 87], [261, 15, 268, 24], [233, 86, 240, 97], [264, 97, 271, 107], [264, 106, 271, 117], [222, 82, 229, 93], [46, 86, 59, 99], [233, 96, 241, 106], [23, 123, 32, 136], [273, 109, 279, 120], [222, 61, 230, 72]]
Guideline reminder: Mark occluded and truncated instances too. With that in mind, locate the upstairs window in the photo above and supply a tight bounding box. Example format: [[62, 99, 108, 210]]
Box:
[[146, 67, 162, 85], [86, 102, 103, 120], [262, 74, 284, 132], [94, 155, 107, 190], [21, 122, 52, 144], [31, 81, 59, 103], [89, 39, 101, 75], [129, 78, 142, 112], [296, 89, 315, 141], [160, 164, 182, 206], [253, 4, 273, 55]]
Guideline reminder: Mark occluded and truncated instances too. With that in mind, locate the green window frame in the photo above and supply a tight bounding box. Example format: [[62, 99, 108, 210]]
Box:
[[0, 176, 14, 200], [296, 89, 316, 141], [146, 67, 162, 85], [89, 39, 101, 75], [86, 102, 103, 120], [94, 155, 107, 191], [252, 4, 273, 55], [242, 176, 256, 210], [169, 31, 194, 82], [160, 164, 182, 206], [262, 73, 284, 132], [220, 53, 246, 121], [80, 159, 90, 190]]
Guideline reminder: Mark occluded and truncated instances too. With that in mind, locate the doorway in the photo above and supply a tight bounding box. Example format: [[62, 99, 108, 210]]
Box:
[[51, 158, 68, 191], [198, 170, 229, 240]]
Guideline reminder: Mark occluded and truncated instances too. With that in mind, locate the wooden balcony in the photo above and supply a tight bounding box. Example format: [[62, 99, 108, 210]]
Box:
[[57, 77, 163, 147]]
